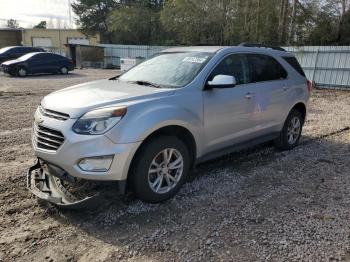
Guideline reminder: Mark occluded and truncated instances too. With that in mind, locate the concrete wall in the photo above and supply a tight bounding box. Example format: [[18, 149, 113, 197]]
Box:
[[22, 29, 100, 54], [0, 30, 22, 48]]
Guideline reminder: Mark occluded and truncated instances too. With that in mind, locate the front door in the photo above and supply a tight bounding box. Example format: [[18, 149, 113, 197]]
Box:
[[202, 54, 257, 153], [28, 54, 53, 74]]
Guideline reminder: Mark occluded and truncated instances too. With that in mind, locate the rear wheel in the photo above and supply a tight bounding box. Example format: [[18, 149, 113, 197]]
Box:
[[274, 109, 304, 150], [60, 66, 68, 75], [130, 136, 190, 203], [17, 67, 27, 77]]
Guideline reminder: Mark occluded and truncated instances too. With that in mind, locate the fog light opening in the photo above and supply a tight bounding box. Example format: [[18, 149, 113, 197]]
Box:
[[78, 155, 114, 172]]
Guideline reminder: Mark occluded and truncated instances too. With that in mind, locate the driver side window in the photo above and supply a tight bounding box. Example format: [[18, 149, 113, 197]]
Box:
[[209, 54, 250, 85]]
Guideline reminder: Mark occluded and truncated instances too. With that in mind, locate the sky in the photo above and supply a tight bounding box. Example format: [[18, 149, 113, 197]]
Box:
[[0, 0, 76, 28]]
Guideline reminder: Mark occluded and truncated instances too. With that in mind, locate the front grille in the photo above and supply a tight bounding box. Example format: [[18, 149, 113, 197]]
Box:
[[33, 124, 65, 151], [39, 106, 70, 121]]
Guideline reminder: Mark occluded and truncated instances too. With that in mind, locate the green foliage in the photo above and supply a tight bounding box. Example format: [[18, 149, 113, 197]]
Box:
[[72, 0, 350, 45], [338, 11, 350, 44], [109, 5, 162, 44], [33, 21, 47, 29], [72, 0, 120, 43]]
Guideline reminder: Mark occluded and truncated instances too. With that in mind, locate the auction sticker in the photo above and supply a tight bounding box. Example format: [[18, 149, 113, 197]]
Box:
[[183, 56, 208, 64]]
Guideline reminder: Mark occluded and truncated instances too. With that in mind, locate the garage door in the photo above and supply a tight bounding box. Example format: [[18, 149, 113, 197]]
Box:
[[32, 37, 52, 47], [68, 37, 90, 45]]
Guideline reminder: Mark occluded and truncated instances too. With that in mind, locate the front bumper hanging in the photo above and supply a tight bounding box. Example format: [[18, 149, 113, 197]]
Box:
[[27, 160, 104, 209]]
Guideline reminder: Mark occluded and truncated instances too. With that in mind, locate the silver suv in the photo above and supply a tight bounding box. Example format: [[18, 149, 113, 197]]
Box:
[[28, 45, 311, 207]]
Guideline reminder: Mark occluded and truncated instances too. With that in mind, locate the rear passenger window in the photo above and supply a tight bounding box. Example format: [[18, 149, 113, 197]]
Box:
[[247, 54, 287, 82], [283, 56, 305, 77]]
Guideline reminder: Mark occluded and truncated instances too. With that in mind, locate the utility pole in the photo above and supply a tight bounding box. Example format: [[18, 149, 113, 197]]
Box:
[[68, 0, 73, 28]]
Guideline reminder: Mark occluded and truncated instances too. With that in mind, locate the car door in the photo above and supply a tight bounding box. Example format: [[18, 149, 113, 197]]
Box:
[[6, 48, 18, 60], [28, 54, 48, 74], [202, 54, 257, 153], [44, 54, 59, 73], [244, 54, 289, 135]]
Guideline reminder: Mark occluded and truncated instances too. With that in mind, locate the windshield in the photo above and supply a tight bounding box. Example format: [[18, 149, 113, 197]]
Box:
[[119, 52, 213, 88], [18, 53, 37, 61], [0, 47, 12, 55]]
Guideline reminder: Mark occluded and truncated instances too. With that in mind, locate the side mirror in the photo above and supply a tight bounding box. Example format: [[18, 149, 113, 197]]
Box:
[[206, 75, 237, 89]]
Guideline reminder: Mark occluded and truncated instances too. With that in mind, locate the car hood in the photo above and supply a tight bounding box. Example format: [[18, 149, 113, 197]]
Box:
[[41, 79, 176, 118], [1, 59, 20, 66]]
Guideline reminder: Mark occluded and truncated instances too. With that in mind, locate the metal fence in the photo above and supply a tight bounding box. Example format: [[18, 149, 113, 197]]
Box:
[[99, 44, 168, 68], [285, 46, 350, 89], [99, 44, 350, 89]]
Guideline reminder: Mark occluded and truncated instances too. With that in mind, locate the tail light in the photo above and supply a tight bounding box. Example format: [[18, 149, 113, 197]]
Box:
[[307, 80, 314, 94]]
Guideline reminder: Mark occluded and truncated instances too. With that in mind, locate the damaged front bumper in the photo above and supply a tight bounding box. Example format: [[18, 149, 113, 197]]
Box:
[[27, 160, 104, 209]]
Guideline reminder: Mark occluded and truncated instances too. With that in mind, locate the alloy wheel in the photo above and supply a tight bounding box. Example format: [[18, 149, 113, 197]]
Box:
[[287, 116, 301, 144], [18, 68, 26, 77], [61, 67, 68, 74], [148, 148, 184, 194]]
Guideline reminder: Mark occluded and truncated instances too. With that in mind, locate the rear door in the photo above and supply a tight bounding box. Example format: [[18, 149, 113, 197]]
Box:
[[46, 53, 62, 73], [244, 53, 289, 135]]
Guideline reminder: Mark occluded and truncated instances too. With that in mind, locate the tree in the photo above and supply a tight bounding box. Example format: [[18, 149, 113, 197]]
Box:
[[338, 10, 350, 44], [72, 0, 350, 45], [108, 1, 165, 44], [72, 0, 120, 43], [7, 19, 18, 29], [33, 21, 47, 29]]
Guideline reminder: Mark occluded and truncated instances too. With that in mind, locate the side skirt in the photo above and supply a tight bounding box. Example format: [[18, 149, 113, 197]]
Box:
[[195, 132, 279, 165]]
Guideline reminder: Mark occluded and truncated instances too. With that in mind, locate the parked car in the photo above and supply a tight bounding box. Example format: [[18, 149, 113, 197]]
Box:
[[0, 52, 74, 77], [0, 46, 45, 64], [27, 44, 312, 207]]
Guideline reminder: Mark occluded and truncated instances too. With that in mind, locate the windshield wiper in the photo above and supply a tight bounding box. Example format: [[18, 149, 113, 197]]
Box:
[[109, 75, 121, 80], [132, 80, 162, 88]]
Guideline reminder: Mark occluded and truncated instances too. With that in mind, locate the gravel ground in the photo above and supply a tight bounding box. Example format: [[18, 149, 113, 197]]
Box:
[[0, 69, 350, 262]]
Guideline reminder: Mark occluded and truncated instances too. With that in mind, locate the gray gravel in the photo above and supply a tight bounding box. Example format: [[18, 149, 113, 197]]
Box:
[[0, 70, 350, 262]]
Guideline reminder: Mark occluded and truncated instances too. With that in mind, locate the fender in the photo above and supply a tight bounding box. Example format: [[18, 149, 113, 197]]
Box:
[[105, 101, 204, 156]]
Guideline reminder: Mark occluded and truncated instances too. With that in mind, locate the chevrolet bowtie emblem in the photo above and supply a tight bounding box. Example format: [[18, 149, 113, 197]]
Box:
[[34, 114, 44, 124]]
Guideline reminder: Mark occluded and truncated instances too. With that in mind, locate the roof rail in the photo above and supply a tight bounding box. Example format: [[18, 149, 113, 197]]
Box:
[[238, 42, 286, 52]]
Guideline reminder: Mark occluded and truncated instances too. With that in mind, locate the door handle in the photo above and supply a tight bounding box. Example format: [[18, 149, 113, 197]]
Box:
[[282, 85, 290, 91], [245, 92, 255, 99]]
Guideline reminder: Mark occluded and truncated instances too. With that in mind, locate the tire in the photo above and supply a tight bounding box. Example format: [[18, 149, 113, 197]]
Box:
[[60, 66, 68, 75], [274, 109, 304, 150], [130, 136, 190, 203], [17, 67, 27, 77]]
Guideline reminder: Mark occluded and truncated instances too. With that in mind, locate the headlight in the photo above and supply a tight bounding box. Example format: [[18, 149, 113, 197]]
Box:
[[72, 106, 127, 135]]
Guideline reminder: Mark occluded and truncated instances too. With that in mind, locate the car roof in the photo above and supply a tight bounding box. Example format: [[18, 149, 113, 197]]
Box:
[[8, 46, 41, 49], [162, 46, 226, 53], [162, 46, 293, 57]]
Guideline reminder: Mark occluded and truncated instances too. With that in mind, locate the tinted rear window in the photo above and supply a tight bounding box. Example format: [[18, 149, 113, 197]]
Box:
[[247, 54, 288, 82], [283, 56, 305, 77]]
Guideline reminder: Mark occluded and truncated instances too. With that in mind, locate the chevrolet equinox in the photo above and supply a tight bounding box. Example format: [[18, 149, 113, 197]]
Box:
[[28, 45, 311, 207]]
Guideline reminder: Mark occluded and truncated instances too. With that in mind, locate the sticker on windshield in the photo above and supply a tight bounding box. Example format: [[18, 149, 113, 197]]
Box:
[[183, 56, 208, 64]]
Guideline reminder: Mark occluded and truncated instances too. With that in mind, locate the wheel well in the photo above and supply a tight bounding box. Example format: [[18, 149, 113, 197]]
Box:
[[292, 103, 306, 121], [131, 125, 197, 171]]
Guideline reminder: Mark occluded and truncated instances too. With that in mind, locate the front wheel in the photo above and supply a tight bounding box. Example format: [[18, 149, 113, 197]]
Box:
[[130, 136, 190, 203], [17, 67, 27, 77], [274, 109, 304, 150], [60, 66, 68, 75]]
